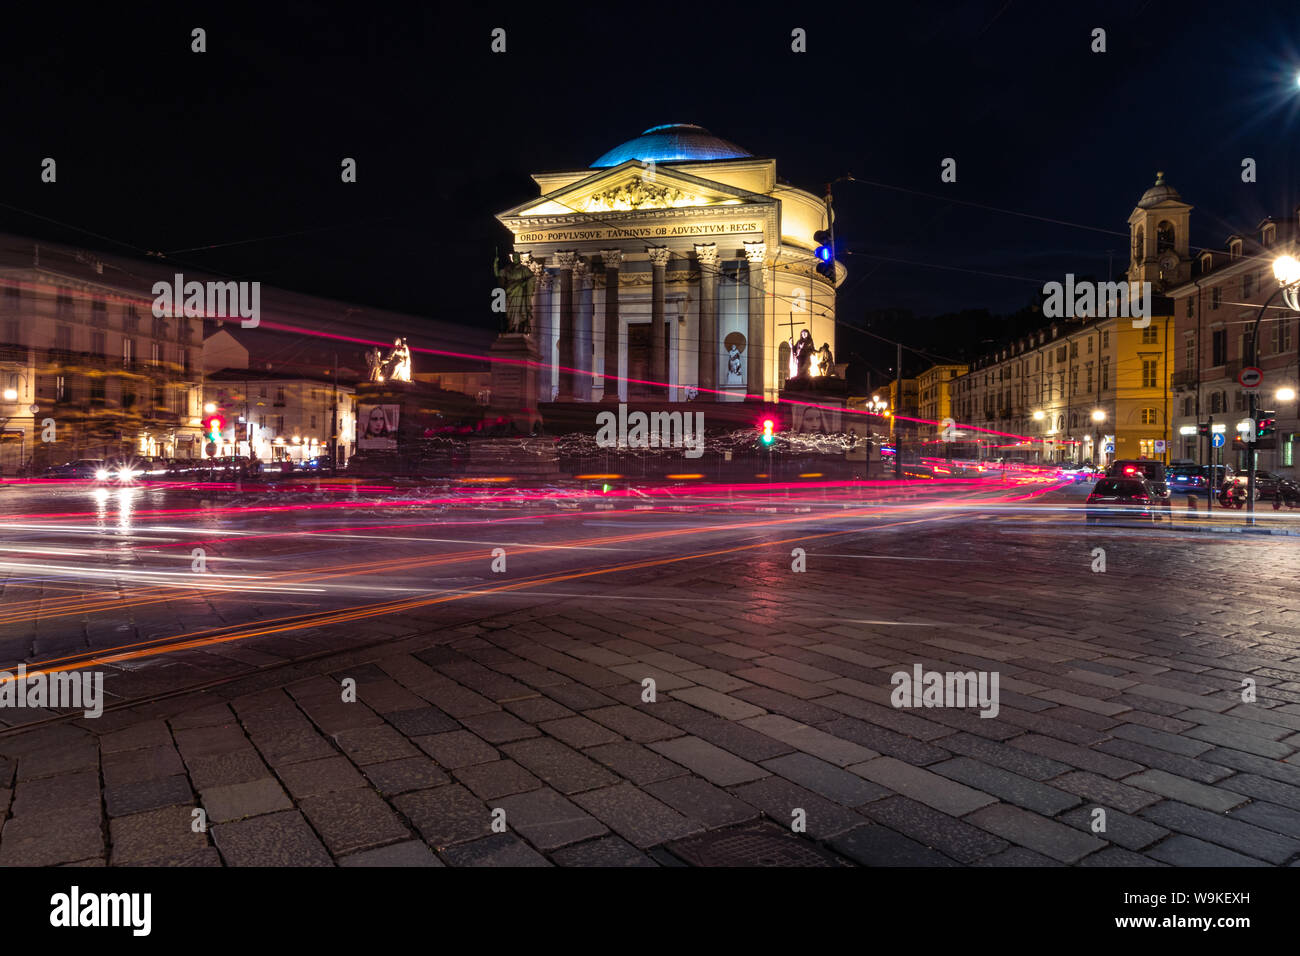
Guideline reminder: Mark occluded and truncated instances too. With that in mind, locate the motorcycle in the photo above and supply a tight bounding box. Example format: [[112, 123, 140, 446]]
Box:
[[1272, 477, 1300, 510], [1218, 482, 1252, 509]]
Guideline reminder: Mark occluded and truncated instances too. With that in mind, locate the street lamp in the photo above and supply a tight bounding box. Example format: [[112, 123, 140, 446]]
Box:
[[1032, 410, 1045, 420], [1277, 386, 1296, 402], [1243, 255, 1300, 525]]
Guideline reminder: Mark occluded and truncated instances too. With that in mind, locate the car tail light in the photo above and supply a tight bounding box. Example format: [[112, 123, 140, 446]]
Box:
[[1135, 496, 1150, 503]]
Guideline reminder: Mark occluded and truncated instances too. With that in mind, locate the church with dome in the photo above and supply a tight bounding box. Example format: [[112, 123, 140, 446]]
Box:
[[496, 124, 843, 404]]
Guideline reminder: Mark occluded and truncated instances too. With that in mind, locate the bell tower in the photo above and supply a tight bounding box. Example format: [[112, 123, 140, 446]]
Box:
[[1127, 172, 1192, 289]]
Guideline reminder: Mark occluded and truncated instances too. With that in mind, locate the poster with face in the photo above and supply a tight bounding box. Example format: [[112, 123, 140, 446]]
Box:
[[359, 404, 400, 450]]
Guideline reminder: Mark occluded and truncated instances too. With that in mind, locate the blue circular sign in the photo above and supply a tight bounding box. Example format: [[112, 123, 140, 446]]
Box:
[[1211, 432, 1225, 448]]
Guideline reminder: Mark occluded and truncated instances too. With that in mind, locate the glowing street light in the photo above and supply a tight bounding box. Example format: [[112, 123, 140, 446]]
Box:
[[1032, 410, 1045, 421], [1091, 409, 1106, 422], [1277, 387, 1297, 402], [2, 389, 16, 402]]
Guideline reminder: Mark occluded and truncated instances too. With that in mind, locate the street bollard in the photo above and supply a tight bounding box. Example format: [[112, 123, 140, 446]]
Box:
[[1187, 495, 1197, 519]]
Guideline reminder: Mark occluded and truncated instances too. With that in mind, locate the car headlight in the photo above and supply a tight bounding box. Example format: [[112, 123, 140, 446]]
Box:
[[95, 469, 109, 480]]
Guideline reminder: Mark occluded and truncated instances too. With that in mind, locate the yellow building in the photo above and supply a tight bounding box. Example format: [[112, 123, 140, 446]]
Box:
[[917, 363, 967, 442]]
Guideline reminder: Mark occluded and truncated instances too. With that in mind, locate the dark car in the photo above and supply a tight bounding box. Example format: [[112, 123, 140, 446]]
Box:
[[1168, 463, 1226, 494], [1107, 460, 1171, 515], [1219, 469, 1292, 507], [1086, 476, 1158, 525], [44, 458, 106, 479]]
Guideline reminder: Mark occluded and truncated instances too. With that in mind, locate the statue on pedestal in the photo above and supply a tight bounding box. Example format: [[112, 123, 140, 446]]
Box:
[[494, 251, 535, 334], [792, 329, 816, 379]]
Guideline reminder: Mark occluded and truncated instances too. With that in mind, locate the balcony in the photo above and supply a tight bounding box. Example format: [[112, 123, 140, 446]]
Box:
[[1171, 369, 1197, 390], [0, 344, 30, 364]]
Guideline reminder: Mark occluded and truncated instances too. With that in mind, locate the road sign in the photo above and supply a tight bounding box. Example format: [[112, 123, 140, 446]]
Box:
[[1211, 432, 1226, 448], [1104, 442, 1115, 454], [1239, 366, 1263, 389], [1154, 440, 1166, 454], [205, 441, 217, 457], [940, 417, 957, 441]]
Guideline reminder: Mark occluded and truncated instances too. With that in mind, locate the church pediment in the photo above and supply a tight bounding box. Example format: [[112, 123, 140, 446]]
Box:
[[498, 160, 774, 221]]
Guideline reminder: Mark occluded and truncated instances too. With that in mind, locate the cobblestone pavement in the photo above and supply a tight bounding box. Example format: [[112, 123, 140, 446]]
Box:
[[2, 482, 1300, 866]]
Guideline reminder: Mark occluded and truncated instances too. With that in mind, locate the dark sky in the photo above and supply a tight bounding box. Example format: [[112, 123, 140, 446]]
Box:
[[4, 0, 1300, 368]]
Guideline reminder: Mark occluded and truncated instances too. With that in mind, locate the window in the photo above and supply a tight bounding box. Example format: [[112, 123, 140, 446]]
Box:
[[1085, 365, 1093, 392], [1272, 320, 1293, 354], [1056, 346, 1067, 362], [276, 386, 286, 405], [1141, 326, 1157, 344], [56, 290, 74, 319], [1102, 331, 1109, 349], [1139, 439, 1157, 458], [1101, 362, 1109, 390], [1243, 272, 1255, 299], [150, 342, 161, 366], [123, 306, 139, 331], [1264, 223, 1277, 246], [90, 331, 105, 359], [1234, 392, 1247, 411], [1212, 329, 1227, 365], [123, 338, 134, 366], [1140, 408, 1157, 425], [1186, 297, 1195, 319], [1210, 392, 1224, 413], [1070, 341, 1078, 358], [1133, 226, 1145, 264], [1070, 412, 1078, 429], [1212, 287, 1222, 310], [1229, 239, 1242, 259], [56, 325, 72, 352], [1183, 397, 1193, 416], [55, 375, 66, 401], [310, 414, 317, 429], [1141, 359, 1159, 388], [1071, 368, 1079, 392], [1241, 332, 1254, 363], [91, 300, 107, 326], [183, 350, 192, 375], [89, 378, 105, 403], [152, 316, 167, 339], [153, 386, 165, 410], [1185, 336, 1195, 371], [1088, 338, 1093, 353]]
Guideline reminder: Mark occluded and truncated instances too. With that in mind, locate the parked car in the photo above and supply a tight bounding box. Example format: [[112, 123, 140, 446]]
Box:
[[1218, 470, 1293, 507], [44, 458, 105, 479], [1086, 476, 1159, 525]]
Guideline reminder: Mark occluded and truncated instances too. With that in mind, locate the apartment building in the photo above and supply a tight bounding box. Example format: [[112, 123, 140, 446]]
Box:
[[0, 238, 202, 471]]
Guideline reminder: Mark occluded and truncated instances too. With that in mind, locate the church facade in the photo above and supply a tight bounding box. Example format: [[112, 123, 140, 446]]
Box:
[[496, 124, 842, 404]]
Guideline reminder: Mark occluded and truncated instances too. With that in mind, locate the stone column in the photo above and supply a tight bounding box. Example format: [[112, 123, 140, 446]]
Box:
[[554, 251, 578, 401], [695, 243, 718, 399], [600, 249, 622, 402], [648, 247, 671, 397], [574, 257, 593, 400], [744, 242, 767, 400], [537, 272, 554, 399], [525, 255, 546, 337]]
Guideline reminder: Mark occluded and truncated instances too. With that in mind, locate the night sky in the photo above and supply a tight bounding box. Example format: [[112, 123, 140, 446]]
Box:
[[3, 0, 1299, 379]]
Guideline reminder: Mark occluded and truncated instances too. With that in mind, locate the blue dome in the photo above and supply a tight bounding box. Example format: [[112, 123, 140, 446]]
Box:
[[591, 123, 752, 168]]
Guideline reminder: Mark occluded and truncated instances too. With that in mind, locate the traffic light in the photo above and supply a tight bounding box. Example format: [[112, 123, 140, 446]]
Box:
[[1197, 422, 1210, 437], [1256, 411, 1277, 440], [760, 418, 776, 446], [813, 230, 834, 279], [204, 414, 225, 443]]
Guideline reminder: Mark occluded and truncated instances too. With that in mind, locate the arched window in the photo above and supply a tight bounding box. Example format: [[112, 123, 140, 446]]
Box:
[[1057, 415, 1065, 431], [1140, 407, 1158, 425], [1070, 412, 1078, 428], [1133, 226, 1145, 264], [1157, 221, 1175, 252]]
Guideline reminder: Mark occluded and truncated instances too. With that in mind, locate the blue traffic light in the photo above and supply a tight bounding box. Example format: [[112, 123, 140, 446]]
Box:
[[815, 245, 832, 262]]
